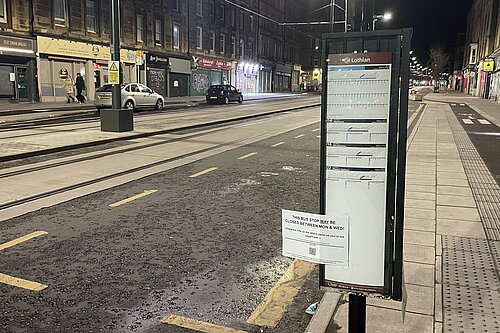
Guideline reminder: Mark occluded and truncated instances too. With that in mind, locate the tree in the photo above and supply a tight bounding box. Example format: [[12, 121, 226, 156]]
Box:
[[428, 47, 451, 82]]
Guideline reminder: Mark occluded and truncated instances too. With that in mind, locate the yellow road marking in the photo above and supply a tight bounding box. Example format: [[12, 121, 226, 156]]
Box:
[[189, 167, 218, 178], [161, 314, 248, 333], [237, 152, 258, 160], [109, 190, 158, 207], [0, 231, 47, 251], [407, 103, 425, 127], [246, 260, 316, 328], [0, 273, 48, 291], [294, 134, 305, 138], [271, 141, 285, 147], [312, 128, 320, 132]]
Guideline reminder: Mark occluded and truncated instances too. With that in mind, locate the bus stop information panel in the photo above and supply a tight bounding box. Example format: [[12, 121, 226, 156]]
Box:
[[322, 52, 393, 294]]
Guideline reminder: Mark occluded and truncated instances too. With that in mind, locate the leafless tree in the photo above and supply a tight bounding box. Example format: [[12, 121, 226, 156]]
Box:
[[428, 47, 451, 81]]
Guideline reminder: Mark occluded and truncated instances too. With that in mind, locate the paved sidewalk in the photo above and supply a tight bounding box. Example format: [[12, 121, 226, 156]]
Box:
[[326, 94, 499, 332], [0, 92, 305, 115]]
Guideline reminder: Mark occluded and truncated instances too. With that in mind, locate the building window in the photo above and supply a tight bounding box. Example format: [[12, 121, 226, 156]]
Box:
[[173, 0, 179, 11], [196, 26, 203, 49], [230, 8, 236, 27], [210, 1, 215, 20], [136, 14, 144, 42], [0, 0, 7, 23], [231, 36, 236, 56], [239, 12, 244, 30], [239, 38, 244, 58], [173, 23, 180, 49], [248, 40, 253, 58], [249, 15, 254, 32], [221, 5, 225, 23], [220, 33, 226, 54], [54, 0, 67, 26], [86, 0, 97, 33], [196, 0, 203, 16], [155, 19, 163, 45], [210, 30, 215, 52]]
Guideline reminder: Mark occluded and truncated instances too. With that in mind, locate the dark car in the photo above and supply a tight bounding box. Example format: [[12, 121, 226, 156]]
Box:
[[206, 85, 243, 105]]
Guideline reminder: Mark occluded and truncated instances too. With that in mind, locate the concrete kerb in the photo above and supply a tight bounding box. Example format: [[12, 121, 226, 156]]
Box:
[[0, 103, 320, 163], [304, 104, 430, 333]]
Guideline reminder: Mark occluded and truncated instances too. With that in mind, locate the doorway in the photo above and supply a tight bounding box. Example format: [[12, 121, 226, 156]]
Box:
[[16, 67, 29, 100]]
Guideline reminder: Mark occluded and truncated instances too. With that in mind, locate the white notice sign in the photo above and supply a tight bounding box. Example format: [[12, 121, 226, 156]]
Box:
[[282, 209, 349, 265]]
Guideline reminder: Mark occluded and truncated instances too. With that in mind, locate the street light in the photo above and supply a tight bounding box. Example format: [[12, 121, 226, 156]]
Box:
[[373, 12, 392, 30]]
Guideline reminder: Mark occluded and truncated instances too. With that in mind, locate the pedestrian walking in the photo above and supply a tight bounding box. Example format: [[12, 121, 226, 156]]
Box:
[[63, 75, 76, 103], [75, 73, 86, 103]]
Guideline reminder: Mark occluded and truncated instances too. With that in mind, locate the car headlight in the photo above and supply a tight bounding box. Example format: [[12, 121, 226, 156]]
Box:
[[220, 91, 224, 95]]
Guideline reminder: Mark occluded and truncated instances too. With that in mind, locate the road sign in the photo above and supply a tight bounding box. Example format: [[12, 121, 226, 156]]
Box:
[[108, 61, 120, 84]]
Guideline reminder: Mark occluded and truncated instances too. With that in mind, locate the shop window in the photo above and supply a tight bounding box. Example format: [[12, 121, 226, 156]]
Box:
[[136, 14, 144, 42], [196, 26, 203, 49], [220, 33, 226, 54], [86, 0, 98, 33], [210, 30, 215, 52], [155, 19, 163, 45], [54, 0, 67, 26], [196, 0, 203, 16], [173, 23, 180, 49], [0, 0, 7, 23]]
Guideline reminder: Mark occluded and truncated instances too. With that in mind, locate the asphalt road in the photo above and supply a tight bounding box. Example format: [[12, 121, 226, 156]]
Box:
[[0, 100, 422, 333]]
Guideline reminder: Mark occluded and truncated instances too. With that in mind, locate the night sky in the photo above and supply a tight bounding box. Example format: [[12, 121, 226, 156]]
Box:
[[373, 0, 474, 62]]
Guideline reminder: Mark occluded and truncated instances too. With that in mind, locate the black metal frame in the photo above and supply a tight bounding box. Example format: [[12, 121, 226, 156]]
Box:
[[319, 29, 412, 300]]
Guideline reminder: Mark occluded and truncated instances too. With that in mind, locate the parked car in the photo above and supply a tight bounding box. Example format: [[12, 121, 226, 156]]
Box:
[[206, 85, 243, 104], [94, 83, 164, 111]]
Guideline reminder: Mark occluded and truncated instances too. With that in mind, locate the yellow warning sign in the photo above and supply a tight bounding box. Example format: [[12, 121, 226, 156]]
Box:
[[109, 61, 119, 72], [483, 59, 494, 72]]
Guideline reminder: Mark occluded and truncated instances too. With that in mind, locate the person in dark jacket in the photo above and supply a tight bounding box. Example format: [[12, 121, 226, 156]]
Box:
[[75, 73, 86, 103]]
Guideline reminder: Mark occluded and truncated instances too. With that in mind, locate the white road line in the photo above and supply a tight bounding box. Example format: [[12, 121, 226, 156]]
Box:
[[462, 119, 474, 125], [478, 119, 491, 125], [451, 104, 457, 106], [460, 103, 466, 106]]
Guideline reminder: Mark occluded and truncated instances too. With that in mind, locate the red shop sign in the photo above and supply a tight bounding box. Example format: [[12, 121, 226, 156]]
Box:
[[195, 57, 232, 70]]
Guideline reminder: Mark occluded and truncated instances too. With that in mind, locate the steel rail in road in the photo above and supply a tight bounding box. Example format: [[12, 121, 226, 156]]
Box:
[[0, 105, 320, 212]]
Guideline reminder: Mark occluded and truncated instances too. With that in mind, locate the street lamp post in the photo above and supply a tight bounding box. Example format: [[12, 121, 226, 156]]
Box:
[[100, 0, 134, 132], [373, 12, 392, 30]]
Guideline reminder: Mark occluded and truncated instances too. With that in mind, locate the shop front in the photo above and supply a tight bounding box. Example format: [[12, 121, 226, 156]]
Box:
[[490, 55, 500, 102], [190, 56, 232, 96], [291, 65, 301, 92], [274, 64, 292, 92], [169, 57, 191, 97], [0, 35, 37, 102], [236, 62, 259, 94], [147, 53, 169, 98], [259, 65, 273, 93], [36, 36, 138, 102]]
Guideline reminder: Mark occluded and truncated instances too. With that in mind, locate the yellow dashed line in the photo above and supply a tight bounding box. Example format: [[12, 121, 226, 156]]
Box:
[[109, 190, 158, 207], [161, 314, 248, 333], [237, 152, 258, 160], [271, 141, 285, 147], [294, 134, 305, 138], [246, 260, 316, 328], [407, 104, 425, 127], [0, 273, 48, 291], [0, 231, 47, 251], [189, 167, 218, 178]]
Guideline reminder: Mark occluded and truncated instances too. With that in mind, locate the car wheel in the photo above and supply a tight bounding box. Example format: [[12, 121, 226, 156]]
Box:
[[155, 99, 163, 110], [238, 95, 243, 104], [224, 96, 229, 104], [125, 100, 135, 111]]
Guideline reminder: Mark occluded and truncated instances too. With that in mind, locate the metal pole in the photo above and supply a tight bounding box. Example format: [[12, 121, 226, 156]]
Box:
[[345, 0, 348, 32], [348, 294, 366, 333], [330, 0, 335, 32], [111, 0, 121, 111], [373, 18, 376, 30]]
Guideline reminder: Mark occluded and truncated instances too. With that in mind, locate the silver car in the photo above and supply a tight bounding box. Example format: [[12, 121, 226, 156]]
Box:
[[94, 83, 164, 111]]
